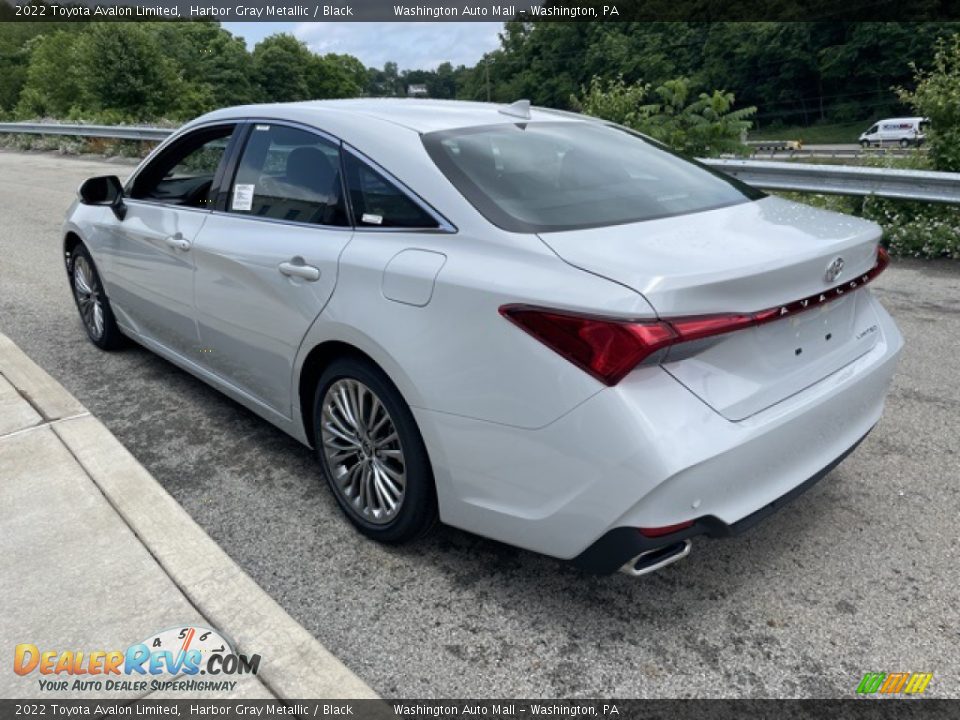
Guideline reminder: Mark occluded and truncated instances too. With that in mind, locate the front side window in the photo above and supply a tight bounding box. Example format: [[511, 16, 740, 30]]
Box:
[[343, 152, 439, 229], [424, 121, 765, 233], [229, 124, 347, 227], [130, 125, 235, 208]]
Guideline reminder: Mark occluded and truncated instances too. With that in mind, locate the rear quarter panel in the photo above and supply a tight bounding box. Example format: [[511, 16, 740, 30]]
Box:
[[294, 228, 655, 431]]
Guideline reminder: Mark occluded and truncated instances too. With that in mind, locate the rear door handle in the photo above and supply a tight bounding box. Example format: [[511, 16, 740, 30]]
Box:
[[164, 234, 191, 251], [278, 260, 320, 282]]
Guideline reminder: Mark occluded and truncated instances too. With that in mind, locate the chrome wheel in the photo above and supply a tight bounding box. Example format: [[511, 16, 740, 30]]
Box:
[[73, 255, 104, 340], [320, 378, 406, 525]]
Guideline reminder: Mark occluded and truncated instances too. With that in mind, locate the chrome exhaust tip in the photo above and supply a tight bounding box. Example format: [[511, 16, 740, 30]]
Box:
[[618, 539, 692, 577]]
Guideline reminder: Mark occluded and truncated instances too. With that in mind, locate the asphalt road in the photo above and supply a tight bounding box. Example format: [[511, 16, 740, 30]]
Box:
[[2, 150, 958, 698]]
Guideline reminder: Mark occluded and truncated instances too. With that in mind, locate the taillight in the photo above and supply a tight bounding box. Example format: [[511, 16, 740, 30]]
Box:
[[499, 307, 678, 385], [501, 245, 889, 386]]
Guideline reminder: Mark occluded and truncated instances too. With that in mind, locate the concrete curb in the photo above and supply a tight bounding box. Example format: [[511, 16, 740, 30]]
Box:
[[0, 334, 85, 422], [0, 332, 378, 701]]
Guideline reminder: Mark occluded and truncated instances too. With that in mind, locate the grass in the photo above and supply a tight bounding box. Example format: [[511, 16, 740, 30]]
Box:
[[748, 121, 868, 145]]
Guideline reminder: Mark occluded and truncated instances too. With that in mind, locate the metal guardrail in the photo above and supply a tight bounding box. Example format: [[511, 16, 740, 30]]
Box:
[[2, 122, 959, 204], [703, 159, 960, 204], [0, 122, 173, 142], [749, 147, 916, 159]]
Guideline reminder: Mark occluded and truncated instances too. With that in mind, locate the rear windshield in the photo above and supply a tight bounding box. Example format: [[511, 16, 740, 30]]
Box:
[[422, 121, 763, 233]]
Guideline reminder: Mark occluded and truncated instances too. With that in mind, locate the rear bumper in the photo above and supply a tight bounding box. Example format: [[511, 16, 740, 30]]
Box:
[[571, 429, 870, 574], [417, 292, 903, 566]]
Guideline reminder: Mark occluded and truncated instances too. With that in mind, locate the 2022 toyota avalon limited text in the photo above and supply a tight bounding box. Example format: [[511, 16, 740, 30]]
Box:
[[62, 99, 903, 576]]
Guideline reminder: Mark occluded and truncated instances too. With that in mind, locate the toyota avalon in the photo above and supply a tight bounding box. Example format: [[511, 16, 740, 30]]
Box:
[[62, 99, 903, 576]]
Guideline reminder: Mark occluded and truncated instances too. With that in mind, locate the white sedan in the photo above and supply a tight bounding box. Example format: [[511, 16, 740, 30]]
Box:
[[62, 99, 903, 575]]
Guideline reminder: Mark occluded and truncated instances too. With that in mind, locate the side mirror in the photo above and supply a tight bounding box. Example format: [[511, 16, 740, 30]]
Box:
[[78, 175, 126, 220]]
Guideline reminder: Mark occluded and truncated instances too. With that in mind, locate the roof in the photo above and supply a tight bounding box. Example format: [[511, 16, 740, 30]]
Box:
[[197, 98, 588, 135]]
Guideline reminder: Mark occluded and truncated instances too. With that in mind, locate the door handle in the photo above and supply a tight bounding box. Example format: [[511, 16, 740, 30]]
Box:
[[164, 234, 191, 251], [278, 260, 320, 282]]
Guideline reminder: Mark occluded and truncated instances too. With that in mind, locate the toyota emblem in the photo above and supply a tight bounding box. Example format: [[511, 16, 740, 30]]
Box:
[[825, 257, 845, 283]]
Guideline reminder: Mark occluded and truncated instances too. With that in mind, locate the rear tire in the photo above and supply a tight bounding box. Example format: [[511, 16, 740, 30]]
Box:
[[313, 355, 438, 544], [69, 244, 124, 350]]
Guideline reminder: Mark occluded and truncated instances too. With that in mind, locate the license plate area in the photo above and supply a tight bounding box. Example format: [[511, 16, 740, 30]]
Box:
[[663, 290, 882, 420], [760, 293, 860, 367]]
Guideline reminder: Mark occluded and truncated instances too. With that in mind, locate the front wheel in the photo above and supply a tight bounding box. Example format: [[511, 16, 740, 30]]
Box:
[[860, 140, 870, 148], [899, 138, 910, 148], [69, 245, 124, 350], [313, 356, 438, 544]]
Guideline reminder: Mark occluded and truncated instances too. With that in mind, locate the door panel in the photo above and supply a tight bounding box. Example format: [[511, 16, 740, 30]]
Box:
[[97, 123, 238, 358], [99, 201, 206, 356], [191, 122, 353, 416], [191, 215, 351, 415]]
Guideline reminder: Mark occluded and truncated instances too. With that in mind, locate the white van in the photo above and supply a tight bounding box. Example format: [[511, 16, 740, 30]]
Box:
[[859, 117, 929, 148]]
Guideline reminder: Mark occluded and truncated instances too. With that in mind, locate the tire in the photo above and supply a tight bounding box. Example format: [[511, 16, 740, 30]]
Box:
[[313, 355, 438, 544], [860, 140, 870, 148], [899, 138, 910, 148], [69, 244, 124, 350]]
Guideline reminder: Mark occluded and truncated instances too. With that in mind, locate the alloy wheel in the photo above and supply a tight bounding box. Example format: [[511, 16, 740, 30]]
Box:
[[73, 256, 105, 340], [320, 378, 407, 525]]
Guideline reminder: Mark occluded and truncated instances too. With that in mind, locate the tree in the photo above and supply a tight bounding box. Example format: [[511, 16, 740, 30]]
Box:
[[898, 34, 960, 172], [0, 21, 86, 114], [308, 53, 366, 99], [453, 21, 960, 129], [365, 61, 406, 97], [428, 62, 459, 99], [252, 33, 313, 103], [71, 23, 182, 121], [574, 75, 755, 157], [15, 32, 82, 118], [148, 22, 257, 112]]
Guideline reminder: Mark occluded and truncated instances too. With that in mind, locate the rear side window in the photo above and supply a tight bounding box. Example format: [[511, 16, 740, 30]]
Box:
[[423, 121, 763, 233], [343, 152, 438, 229], [230, 124, 348, 227]]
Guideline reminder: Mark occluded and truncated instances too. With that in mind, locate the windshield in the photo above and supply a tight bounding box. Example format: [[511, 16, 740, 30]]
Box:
[[422, 121, 763, 233]]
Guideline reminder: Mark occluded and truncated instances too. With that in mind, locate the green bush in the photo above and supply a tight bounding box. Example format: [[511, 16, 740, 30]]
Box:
[[863, 197, 960, 258], [780, 192, 960, 260], [779, 153, 960, 259], [572, 75, 755, 158], [897, 34, 960, 172]]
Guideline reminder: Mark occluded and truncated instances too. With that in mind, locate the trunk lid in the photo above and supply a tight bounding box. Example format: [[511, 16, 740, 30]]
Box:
[[538, 197, 885, 420]]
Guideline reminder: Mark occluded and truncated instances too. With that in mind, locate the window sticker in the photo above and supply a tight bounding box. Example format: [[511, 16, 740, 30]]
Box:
[[361, 212, 383, 225], [232, 184, 255, 211]]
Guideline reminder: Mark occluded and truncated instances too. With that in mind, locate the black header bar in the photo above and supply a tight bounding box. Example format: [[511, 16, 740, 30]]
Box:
[[0, 699, 957, 719], [4, 0, 960, 21]]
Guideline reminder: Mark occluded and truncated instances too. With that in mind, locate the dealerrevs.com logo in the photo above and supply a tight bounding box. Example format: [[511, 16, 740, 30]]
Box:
[[856, 672, 933, 695], [13, 625, 261, 693]]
